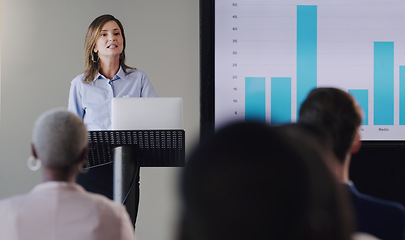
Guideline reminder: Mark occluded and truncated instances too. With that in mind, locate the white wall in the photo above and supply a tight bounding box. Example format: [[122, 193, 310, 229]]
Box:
[[0, 1, 200, 240]]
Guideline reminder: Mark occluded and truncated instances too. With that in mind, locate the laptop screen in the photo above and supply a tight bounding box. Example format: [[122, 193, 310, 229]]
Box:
[[111, 97, 183, 130]]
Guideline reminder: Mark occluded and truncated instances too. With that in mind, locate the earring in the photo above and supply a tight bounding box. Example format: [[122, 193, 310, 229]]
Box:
[[27, 156, 41, 171]]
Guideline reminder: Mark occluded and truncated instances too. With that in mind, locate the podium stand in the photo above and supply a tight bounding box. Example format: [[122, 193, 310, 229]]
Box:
[[85, 130, 185, 224]]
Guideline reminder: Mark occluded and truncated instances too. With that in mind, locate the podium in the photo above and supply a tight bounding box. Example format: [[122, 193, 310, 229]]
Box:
[[85, 129, 185, 224]]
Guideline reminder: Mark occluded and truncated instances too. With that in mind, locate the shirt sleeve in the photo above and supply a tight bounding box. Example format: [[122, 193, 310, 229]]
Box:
[[68, 79, 85, 119], [140, 73, 158, 97]]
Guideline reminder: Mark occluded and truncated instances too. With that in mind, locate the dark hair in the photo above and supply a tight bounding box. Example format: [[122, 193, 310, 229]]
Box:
[[298, 88, 362, 163], [179, 121, 353, 240]]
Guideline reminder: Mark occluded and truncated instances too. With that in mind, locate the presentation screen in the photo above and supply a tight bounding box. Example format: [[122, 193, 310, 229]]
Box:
[[212, 0, 405, 141]]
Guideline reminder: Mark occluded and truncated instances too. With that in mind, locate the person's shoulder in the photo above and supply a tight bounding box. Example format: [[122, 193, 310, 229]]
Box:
[[368, 195, 405, 213], [73, 190, 134, 239], [84, 191, 126, 214], [0, 196, 14, 208], [0, 193, 28, 212], [350, 187, 405, 214], [71, 73, 86, 84]]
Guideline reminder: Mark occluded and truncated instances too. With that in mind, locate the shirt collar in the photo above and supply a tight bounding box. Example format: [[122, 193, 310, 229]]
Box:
[[31, 181, 85, 193], [343, 180, 353, 186], [93, 66, 125, 82], [115, 66, 127, 79]]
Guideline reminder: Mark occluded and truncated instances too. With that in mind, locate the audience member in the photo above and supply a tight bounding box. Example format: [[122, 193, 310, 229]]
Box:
[[178, 121, 354, 240], [0, 109, 135, 240], [299, 87, 405, 240]]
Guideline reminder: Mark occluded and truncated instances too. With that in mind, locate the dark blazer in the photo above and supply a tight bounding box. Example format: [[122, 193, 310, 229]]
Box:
[[346, 183, 405, 240]]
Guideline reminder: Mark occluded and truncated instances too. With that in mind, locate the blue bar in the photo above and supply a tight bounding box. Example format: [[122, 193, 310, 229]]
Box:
[[374, 42, 394, 125], [245, 77, 266, 122], [349, 89, 369, 125], [297, 5, 317, 117], [400, 66, 405, 125], [271, 77, 291, 124]]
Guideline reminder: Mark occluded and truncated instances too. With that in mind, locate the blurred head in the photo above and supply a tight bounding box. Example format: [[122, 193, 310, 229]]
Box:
[[179, 121, 353, 240], [299, 87, 363, 163], [274, 123, 337, 173], [31, 108, 88, 168]]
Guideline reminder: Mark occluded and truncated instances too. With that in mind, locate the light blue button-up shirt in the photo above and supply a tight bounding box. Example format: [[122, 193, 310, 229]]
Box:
[[68, 67, 157, 130]]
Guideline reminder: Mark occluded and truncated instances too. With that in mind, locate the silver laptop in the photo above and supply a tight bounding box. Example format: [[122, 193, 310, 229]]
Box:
[[111, 97, 183, 130]]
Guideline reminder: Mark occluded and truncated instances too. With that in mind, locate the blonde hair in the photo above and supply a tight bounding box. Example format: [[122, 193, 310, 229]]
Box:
[[83, 14, 135, 83]]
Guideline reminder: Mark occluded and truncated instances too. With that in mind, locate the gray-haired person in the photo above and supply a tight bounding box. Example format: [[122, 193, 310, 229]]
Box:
[[0, 108, 135, 240]]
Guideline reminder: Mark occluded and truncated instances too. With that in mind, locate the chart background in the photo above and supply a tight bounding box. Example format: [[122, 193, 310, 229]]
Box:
[[215, 0, 405, 140]]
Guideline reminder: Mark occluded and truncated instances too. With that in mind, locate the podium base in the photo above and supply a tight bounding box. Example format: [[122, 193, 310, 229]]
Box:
[[113, 146, 140, 226]]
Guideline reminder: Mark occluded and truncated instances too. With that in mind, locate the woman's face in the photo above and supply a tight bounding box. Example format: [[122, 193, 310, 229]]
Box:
[[94, 20, 124, 59]]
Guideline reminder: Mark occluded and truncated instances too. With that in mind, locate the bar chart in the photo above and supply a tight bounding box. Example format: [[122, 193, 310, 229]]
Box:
[[215, 0, 405, 140]]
